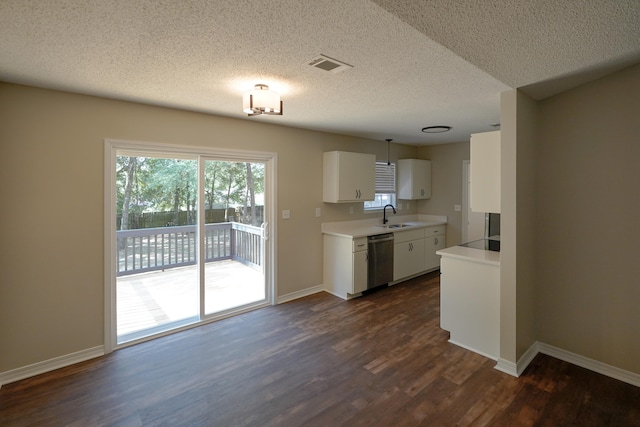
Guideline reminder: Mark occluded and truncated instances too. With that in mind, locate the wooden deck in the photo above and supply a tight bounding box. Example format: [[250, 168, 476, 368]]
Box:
[[117, 260, 264, 340]]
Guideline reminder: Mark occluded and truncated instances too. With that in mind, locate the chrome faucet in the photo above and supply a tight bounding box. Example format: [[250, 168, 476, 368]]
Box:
[[383, 204, 396, 224]]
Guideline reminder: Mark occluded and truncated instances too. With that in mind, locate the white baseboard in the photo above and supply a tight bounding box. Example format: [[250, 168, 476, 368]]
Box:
[[494, 358, 518, 377], [537, 342, 640, 388], [495, 342, 539, 377], [277, 285, 325, 304], [0, 345, 104, 389], [495, 341, 640, 388]]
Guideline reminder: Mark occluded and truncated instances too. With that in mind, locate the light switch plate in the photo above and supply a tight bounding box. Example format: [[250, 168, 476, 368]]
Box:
[[282, 210, 291, 219], [315, 207, 321, 217], [454, 204, 462, 212]]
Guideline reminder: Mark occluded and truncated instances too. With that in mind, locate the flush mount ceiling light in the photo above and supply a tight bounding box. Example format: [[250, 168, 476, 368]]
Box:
[[243, 84, 283, 117], [422, 126, 451, 133]]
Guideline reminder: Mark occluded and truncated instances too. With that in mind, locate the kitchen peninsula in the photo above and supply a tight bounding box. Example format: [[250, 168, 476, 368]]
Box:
[[437, 243, 500, 360]]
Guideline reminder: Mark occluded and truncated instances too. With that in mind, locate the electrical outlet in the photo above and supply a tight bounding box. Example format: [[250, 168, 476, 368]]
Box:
[[397, 203, 402, 210], [349, 206, 354, 214], [282, 210, 291, 219], [315, 207, 321, 217], [454, 204, 462, 212]]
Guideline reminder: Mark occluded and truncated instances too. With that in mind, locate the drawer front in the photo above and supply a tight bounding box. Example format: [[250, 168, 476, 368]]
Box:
[[424, 225, 445, 237], [353, 237, 368, 252], [394, 228, 424, 243]]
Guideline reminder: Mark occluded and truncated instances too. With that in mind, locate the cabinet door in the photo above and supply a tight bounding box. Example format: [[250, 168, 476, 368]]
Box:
[[352, 250, 368, 294], [425, 235, 446, 271], [393, 239, 425, 281], [398, 159, 431, 200], [323, 151, 375, 202], [470, 131, 500, 213], [342, 152, 375, 201]]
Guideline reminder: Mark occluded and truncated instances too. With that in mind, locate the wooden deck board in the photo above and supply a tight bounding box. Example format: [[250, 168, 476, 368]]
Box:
[[117, 260, 264, 337]]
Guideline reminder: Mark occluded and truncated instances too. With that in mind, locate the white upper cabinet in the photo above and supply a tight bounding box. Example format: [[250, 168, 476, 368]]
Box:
[[470, 131, 501, 213], [323, 151, 375, 203], [397, 159, 431, 200]]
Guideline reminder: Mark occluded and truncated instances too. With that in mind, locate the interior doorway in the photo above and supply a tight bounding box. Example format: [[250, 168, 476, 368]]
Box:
[[105, 140, 275, 350]]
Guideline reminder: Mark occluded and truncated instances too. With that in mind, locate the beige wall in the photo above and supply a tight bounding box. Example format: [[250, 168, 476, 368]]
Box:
[[417, 142, 470, 246], [514, 91, 538, 361], [0, 83, 420, 373], [499, 90, 517, 364], [535, 63, 640, 373]]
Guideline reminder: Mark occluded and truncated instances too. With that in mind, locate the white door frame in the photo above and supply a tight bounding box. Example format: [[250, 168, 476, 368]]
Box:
[[103, 139, 277, 354]]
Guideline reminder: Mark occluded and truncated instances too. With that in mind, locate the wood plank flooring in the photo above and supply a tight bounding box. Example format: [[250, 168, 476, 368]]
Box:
[[2, 272, 639, 426]]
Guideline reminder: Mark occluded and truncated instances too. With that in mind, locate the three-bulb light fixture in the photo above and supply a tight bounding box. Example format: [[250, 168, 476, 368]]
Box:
[[243, 84, 283, 116]]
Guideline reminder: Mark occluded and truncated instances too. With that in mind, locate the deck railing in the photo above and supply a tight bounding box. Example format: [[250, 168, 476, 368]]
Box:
[[117, 222, 262, 276]]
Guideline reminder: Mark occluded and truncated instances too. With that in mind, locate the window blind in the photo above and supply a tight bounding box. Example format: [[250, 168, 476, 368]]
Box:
[[375, 162, 396, 193]]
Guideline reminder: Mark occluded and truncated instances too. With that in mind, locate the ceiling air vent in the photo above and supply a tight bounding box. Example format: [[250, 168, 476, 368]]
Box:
[[306, 54, 353, 73]]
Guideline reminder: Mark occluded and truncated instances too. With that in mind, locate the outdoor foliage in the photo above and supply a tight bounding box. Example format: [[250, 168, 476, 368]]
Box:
[[116, 155, 265, 230]]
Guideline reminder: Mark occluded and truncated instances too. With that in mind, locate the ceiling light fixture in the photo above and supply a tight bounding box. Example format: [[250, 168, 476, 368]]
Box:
[[421, 126, 451, 133], [243, 84, 283, 116]]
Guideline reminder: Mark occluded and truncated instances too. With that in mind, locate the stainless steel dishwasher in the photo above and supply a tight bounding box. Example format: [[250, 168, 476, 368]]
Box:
[[367, 233, 394, 289]]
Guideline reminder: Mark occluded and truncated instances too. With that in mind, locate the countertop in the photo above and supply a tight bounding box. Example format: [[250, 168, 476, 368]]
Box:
[[321, 214, 447, 238], [436, 245, 500, 266]]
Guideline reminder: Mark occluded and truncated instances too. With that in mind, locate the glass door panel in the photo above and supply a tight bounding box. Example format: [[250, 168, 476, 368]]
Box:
[[203, 159, 266, 315], [115, 154, 199, 344]]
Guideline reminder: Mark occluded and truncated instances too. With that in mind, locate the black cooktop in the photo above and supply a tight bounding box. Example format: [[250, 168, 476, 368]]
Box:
[[459, 238, 500, 252]]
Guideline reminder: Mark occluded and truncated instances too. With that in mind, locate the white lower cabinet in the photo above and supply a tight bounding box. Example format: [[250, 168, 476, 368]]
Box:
[[424, 226, 446, 271], [393, 226, 446, 281], [393, 229, 425, 281], [323, 235, 368, 299], [352, 241, 368, 294], [324, 223, 447, 298]]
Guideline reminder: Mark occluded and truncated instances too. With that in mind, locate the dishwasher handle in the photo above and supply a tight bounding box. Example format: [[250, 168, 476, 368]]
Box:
[[368, 233, 394, 243]]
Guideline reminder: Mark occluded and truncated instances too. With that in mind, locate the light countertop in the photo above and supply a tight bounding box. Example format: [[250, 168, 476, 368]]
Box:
[[322, 214, 447, 238], [436, 245, 500, 266]]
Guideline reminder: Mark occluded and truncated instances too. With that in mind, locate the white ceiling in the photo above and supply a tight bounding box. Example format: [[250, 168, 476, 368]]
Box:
[[1, 0, 639, 145]]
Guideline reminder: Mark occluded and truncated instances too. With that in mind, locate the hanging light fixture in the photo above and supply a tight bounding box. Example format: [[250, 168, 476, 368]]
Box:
[[243, 84, 283, 116]]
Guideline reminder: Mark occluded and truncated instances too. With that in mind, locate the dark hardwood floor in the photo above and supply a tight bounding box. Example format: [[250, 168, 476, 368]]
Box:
[[2, 272, 639, 426]]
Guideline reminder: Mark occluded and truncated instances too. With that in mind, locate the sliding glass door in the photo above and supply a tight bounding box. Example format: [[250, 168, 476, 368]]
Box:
[[107, 142, 273, 348]]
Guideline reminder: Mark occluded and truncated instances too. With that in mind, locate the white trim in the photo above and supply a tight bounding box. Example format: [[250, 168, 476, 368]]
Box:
[[104, 142, 117, 354], [277, 285, 325, 304], [538, 342, 640, 388], [495, 342, 539, 377], [104, 138, 278, 350], [0, 346, 104, 388], [494, 341, 640, 387]]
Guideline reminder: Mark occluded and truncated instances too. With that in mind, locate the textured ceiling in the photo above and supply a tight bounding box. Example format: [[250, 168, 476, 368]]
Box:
[[0, 0, 638, 144]]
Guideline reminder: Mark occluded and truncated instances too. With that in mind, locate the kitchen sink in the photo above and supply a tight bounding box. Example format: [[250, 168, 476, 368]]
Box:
[[378, 223, 410, 229]]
